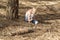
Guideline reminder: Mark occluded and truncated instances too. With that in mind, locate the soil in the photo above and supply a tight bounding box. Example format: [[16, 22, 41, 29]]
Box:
[[0, 0, 60, 40]]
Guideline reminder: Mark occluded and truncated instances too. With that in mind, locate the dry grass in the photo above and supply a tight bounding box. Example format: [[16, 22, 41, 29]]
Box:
[[0, 0, 60, 40]]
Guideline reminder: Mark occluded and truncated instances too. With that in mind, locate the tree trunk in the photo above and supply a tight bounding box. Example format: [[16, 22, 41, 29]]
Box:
[[7, 0, 19, 19]]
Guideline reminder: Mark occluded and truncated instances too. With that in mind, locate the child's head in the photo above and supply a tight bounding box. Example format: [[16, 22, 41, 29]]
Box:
[[29, 7, 36, 14], [32, 7, 36, 14]]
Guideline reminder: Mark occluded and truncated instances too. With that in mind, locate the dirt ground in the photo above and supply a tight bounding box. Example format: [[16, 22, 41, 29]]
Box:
[[0, 0, 60, 40], [0, 13, 60, 40]]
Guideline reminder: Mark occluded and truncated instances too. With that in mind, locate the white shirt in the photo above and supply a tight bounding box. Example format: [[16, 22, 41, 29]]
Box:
[[25, 9, 34, 21]]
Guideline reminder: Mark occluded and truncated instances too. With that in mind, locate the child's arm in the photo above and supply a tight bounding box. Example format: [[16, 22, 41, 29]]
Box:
[[28, 16, 31, 23]]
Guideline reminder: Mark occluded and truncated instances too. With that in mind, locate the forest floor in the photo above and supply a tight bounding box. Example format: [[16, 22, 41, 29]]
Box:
[[0, 0, 60, 40], [0, 13, 60, 40]]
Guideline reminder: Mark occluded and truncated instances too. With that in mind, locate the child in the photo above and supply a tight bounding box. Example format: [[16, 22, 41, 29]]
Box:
[[25, 7, 38, 24]]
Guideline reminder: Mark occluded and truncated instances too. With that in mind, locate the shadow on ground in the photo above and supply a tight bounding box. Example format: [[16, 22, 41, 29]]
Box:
[[0, 13, 60, 28], [0, 14, 21, 28], [35, 13, 60, 24]]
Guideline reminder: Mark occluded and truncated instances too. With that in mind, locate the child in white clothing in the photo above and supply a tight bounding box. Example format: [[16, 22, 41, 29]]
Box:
[[25, 7, 38, 24]]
